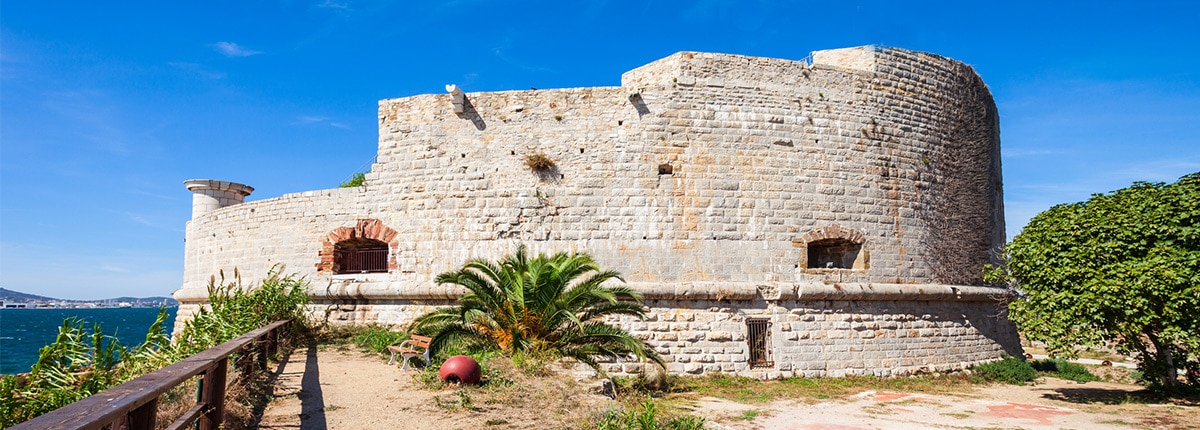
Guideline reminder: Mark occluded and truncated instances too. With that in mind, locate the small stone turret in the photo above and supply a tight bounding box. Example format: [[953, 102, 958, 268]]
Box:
[[184, 179, 254, 219]]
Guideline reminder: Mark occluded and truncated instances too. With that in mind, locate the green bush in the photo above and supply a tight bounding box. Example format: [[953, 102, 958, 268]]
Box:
[[1031, 359, 1100, 383], [972, 355, 1038, 384], [339, 171, 367, 188]]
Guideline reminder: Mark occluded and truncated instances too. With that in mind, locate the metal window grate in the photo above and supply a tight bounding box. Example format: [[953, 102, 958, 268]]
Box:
[[338, 248, 389, 274], [747, 318, 773, 368]]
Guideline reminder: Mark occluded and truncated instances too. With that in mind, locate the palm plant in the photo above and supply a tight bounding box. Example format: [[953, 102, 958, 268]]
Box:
[[410, 244, 663, 373]]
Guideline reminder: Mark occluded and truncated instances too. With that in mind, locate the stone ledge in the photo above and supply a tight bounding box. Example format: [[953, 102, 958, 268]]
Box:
[[172, 280, 1009, 304]]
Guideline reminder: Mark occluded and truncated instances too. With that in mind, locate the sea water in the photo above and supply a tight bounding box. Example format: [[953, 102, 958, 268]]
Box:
[[0, 307, 177, 375]]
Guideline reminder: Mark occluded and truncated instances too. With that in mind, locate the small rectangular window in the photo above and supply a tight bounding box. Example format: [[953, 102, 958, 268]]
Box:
[[747, 318, 773, 368]]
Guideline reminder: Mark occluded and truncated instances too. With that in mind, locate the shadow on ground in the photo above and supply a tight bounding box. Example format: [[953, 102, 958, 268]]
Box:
[[297, 340, 328, 430], [1044, 386, 1200, 406]]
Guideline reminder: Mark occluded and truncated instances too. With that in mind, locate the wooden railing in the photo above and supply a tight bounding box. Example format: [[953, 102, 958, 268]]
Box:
[[12, 320, 291, 430]]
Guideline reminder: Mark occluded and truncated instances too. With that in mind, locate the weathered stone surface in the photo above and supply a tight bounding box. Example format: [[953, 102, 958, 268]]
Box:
[[175, 46, 1019, 378]]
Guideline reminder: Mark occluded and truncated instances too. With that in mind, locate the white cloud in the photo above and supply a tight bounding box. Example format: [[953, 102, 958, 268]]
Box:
[[294, 115, 327, 124], [316, 0, 349, 9], [292, 115, 351, 130], [212, 42, 262, 58]]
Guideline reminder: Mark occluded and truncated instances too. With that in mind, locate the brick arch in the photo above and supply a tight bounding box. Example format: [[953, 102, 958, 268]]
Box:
[[798, 224, 865, 245], [316, 219, 400, 274], [795, 224, 868, 270]]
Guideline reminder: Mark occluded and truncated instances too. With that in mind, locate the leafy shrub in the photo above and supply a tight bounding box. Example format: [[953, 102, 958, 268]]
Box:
[[339, 171, 367, 188], [1032, 358, 1100, 383], [972, 355, 1038, 384]]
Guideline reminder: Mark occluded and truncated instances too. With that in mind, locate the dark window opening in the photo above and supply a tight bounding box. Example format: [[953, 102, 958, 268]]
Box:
[[807, 238, 861, 269], [658, 164, 674, 175], [335, 238, 389, 274], [747, 319, 773, 368]]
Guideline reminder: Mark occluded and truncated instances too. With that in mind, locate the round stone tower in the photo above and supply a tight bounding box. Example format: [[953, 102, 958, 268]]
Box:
[[184, 179, 254, 219]]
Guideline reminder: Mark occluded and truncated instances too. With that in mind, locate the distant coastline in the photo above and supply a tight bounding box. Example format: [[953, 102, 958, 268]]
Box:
[[0, 287, 178, 309]]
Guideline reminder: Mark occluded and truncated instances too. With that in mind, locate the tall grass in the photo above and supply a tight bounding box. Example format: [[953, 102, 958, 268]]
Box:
[[592, 398, 706, 430], [0, 267, 310, 427], [175, 268, 310, 356]]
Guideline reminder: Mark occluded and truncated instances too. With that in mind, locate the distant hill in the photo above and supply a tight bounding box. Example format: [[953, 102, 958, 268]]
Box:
[[0, 288, 178, 306], [0, 288, 62, 302]]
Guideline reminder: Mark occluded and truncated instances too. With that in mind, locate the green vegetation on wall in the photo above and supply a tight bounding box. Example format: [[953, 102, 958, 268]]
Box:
[[339, 171, 367, 188]]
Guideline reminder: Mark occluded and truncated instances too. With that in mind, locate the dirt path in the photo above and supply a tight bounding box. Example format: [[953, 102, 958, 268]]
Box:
[[257, 343, 456, 430], [256, 346, 1197, 430], [256, 343, 613, 429]]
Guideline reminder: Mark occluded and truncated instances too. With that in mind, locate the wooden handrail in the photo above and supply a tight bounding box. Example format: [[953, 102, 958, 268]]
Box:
[[12, 319, 291, 430]]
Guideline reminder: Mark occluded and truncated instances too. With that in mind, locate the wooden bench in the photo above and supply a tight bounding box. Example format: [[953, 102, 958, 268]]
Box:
[[387, 335, 432, 370]]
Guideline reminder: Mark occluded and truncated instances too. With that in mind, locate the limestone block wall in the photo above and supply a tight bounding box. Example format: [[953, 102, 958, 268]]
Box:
[[174, 45, 1017, 375], [618, 293, 1020, 378]]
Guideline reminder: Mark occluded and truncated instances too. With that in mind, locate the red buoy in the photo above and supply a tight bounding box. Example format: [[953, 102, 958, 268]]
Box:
[[438, 355, 482, 385]]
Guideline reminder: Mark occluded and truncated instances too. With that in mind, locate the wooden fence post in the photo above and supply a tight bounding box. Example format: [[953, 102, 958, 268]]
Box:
[[199, 359, 227, 430], [257, 338, 269, 372], [126, 397, 158, 430], [267, 326, 279, 360]]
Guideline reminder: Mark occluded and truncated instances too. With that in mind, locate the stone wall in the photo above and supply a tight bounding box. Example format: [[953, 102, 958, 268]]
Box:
[[627, 294, 1019, 378], [175, 45, 1017, 376]]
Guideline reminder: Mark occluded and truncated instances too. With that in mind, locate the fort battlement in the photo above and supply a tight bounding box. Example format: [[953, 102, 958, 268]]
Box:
[[178, 46, 1019, 377]]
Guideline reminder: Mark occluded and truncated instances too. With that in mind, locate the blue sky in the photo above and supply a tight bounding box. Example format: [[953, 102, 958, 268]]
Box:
[[2, 1, 1198, 300]]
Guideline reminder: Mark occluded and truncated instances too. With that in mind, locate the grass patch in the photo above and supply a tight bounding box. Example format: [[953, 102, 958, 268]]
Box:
[[680, 373, 976, 403], [591, 398, 706, 430], [434, 388, 477, 412], [735, 409, 760, 421], [314, 323, 408, 356]]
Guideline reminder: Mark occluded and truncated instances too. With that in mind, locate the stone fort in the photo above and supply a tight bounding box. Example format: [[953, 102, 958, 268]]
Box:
[[176, 45, 1022, 378]]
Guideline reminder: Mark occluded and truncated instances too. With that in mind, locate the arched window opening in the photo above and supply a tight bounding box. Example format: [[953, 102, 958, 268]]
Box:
[[335, 238, 389, 274], [807, 238, 861, 269]]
